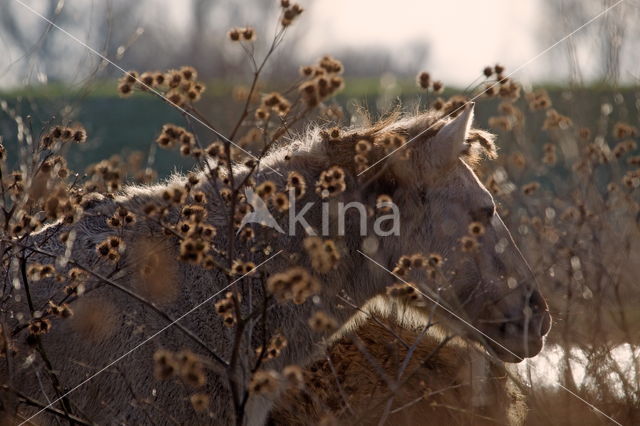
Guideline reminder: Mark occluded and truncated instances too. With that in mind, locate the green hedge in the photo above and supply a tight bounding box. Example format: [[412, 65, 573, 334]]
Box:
[[1, 82, 638, 178]]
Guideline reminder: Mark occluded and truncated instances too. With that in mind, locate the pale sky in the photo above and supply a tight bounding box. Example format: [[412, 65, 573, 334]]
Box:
[[304, 0, 542, 85], [4, 0, 631, 88]]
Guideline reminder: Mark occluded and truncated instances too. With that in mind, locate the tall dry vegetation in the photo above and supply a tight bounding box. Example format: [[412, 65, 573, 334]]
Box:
[[0, 1, 639, 425], [482, 85, 640, 423]]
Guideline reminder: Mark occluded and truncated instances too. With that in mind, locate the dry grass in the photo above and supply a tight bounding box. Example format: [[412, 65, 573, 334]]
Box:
[[0, 2, 639, 425]]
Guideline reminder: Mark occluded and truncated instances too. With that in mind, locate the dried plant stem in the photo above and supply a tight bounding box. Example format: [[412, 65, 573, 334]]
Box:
[[7, 240, 228, 369], [18, 255, 77, 425], [2, 385, 93, 426]]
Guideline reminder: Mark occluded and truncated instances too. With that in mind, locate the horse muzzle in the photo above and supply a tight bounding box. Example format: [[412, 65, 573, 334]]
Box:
[[480, 308, 552, 362]]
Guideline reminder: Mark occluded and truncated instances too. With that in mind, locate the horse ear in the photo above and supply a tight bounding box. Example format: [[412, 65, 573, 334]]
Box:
[[431, 102, 475, 168]]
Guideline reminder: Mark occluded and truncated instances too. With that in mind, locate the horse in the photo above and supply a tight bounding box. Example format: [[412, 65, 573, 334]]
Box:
[[1, 103, 550, 425], [271, 296, 527, 425]]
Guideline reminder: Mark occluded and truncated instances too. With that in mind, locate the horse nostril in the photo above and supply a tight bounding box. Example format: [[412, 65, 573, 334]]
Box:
[[499, 322, 507, 335], [529, 289, 548, 314]]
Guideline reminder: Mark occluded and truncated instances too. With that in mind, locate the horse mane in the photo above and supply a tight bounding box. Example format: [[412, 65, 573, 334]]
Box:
[[274, 108, 498, 177], [271, 296, 526, 425], [111, 108, 498, 205]]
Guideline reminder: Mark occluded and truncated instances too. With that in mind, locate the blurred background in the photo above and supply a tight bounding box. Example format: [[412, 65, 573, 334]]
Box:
[[2, 0, 640, 87], [1, 0, 639, 174]]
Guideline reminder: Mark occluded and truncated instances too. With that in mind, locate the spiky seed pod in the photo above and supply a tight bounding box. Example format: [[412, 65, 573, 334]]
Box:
[[228, 28, 241, 41], [460, 236, 479, 252], [522, 182, 540, 195], [417, 71, 430, 89], [241, 27, 256, 41], [28, 318, 52, 336], [468, 221, 485, 236], [250, 370, 281, 395], [190, 394, 209, 412], [267, 267, 320, 304], [308, 311, 337, 333]]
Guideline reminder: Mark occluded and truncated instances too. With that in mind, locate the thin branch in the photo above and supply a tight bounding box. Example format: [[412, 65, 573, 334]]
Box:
[[3, 385, 94, 426], [19, 255, 77, 425], [7, 239, 229, 368]]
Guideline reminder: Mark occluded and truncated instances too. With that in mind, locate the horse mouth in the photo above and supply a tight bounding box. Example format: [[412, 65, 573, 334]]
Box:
[[481, 310, 552, 363], [487, 334, 544, 363]]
